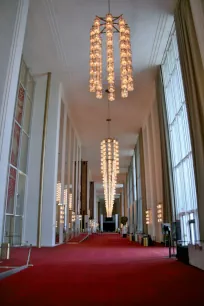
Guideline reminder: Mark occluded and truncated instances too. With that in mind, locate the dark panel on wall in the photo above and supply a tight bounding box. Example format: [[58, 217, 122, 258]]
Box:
[[89, 181, 94, 219], [98, 202, 100, 224], [81, 161, 88, 215]]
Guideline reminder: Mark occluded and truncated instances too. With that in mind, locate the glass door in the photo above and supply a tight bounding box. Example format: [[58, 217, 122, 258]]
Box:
[[4, 59, 34, 246]]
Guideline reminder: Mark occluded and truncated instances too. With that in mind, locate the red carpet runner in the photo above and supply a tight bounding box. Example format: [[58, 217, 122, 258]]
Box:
[[0, 234, 203, 305]]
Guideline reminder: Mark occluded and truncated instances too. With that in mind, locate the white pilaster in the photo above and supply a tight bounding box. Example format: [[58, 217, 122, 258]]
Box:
[[74, 142, 79, 234], [24, 75, 47, 245], [66, 119, 72, 231], [115, 214, 118, 230], [151, 100, 163, 242], [72, 133, 76, 212], [41, 78, 61, 247], [121, 188, 125, 216], [78, 146, 81, 215], [146, 116, 157, 238], [59, 103, 67, 244], [60, 105, 67, 206], [0, 0, 29, 242], [100, 214, 103, 232]]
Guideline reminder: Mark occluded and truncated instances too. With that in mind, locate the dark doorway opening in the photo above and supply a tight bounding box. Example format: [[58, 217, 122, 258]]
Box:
[[103, 222, 115, 232]]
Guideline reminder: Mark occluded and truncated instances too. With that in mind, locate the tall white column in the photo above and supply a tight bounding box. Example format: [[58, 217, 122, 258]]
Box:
[[58, 104, 67, 244], [24, 75, 47, 245], [115, 214, 118, 231], [147, 117, 157, 238], [121, 188, 125, 216], [41, 78, 61, 247], [72, 134, 76, 213], [151, 101, 163, 242], [100, 215, 103, 232], [66, 119, 72, 232], [74, 141, 78, 215], [78, 146, 81, 215], [124, 180, 128, 217], [60, 106, 67, 206], [0, 0, 29, 242]]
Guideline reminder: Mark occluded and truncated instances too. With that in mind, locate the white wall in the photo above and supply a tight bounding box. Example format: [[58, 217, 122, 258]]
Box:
[[129, 204, 134, 233], [24, 73, 82, 246], [0, 0, 29, 242], [0, 1, 83, 246], [142, 94, 163, 242]]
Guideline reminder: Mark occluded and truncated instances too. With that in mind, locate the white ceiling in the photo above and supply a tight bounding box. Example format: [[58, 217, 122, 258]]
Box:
[[23, 0, 176, 185]]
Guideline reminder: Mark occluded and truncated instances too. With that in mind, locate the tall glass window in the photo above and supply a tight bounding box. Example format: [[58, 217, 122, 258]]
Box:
[[4, 59, 34, 245], [162, 26, 199, 244]]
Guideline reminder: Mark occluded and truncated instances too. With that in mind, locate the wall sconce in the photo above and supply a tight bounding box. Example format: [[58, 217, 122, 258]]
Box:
[[56, 182, 61, 203], [145, 209, 151, 225], [60, 205, 65, 224], [157, 203, 163, 223], [69, 194, 72, 210], [64, 186, 67, 205], [72, 211, 76, 222]]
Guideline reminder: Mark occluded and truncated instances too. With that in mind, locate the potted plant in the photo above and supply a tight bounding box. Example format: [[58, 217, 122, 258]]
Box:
[[121, 216, 128, 238]]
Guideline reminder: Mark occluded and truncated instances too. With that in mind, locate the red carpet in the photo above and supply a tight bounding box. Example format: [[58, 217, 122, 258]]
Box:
[[0, 247, 31, 268], [68, 233, 89, 243], [0, 234, 203, 305]]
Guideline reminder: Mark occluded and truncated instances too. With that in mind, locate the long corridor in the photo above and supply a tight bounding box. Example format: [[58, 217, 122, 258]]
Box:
[[0, 234, 204, 305]]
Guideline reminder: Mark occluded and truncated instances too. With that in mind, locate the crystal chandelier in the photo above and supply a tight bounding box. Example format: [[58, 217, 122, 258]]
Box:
[[100, 104, 119, 217], [89, 0, 134, 102]]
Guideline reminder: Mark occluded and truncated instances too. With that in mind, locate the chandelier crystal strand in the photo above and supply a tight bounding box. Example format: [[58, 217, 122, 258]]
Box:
[[106, 14, 115, 102], [94, 17, 102, 99], [119, 17, 128, 98], [89, 27, 95, 93], [125, 26, 134, 91], [98, 35, 102, 98], [93, 24, 98, 93]]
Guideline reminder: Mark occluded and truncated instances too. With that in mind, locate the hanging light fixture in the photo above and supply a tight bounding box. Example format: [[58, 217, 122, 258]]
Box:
[[89, 0, 134, 102], [100, 103, 119, 217]]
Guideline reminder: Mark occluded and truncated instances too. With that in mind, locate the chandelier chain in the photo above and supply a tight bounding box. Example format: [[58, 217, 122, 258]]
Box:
[[108, 101, 111, 138], [108, 0, 111, 14]]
